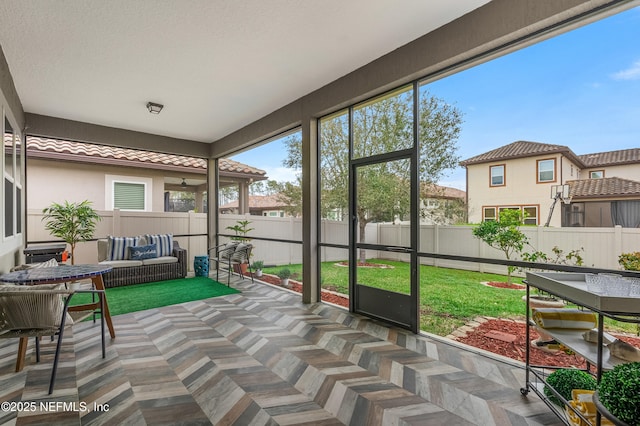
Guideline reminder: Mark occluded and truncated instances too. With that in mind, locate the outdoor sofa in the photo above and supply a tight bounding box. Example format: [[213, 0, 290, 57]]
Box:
[[97, 234, 187, 288]]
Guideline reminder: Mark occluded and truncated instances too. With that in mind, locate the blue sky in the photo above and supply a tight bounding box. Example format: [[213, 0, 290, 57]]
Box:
[[232, 6, 640, 190]]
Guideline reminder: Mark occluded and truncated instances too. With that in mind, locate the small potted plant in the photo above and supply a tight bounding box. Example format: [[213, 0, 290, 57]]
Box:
[[252, 260, 264, 277], [544, 368, 596, 407], [594, 362, 640, 425], [277, 268, 292, 288]]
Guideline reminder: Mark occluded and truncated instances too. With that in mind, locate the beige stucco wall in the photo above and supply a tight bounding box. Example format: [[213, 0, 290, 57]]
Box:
[[584, 164, 640, 181], [466, 154, 581, 227], [27, 158, 201, 212]]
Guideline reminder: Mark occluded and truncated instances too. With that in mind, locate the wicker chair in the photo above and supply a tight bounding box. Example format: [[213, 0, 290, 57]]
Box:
[[0, 285, 105, 394], [209, 242, 254, 285]]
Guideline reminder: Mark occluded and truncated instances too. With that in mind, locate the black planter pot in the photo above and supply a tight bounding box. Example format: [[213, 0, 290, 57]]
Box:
[[593, 390, 632, 426]]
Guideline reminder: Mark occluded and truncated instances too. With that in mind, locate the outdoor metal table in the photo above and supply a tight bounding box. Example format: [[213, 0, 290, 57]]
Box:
[[0, 264, 115, 372]]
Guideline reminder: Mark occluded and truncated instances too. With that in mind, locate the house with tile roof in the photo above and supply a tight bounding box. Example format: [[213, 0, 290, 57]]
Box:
[[25, 136, 267, 213], [219, 194, 292, 217], [460, 141, 640, 227]]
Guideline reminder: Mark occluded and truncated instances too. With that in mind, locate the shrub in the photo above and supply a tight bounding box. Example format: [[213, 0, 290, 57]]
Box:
[[251, 260, 264, 270], [544, 368, 596, 406], [472, 209, 528, 283], [618, 252, 640, 271], [277, 268, 291, 280], [597, 362, 640, 425]]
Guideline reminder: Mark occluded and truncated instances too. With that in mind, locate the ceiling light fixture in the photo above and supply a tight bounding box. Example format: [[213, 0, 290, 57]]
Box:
[[146, 102, 163, 114], [181, 178, 187, 187]]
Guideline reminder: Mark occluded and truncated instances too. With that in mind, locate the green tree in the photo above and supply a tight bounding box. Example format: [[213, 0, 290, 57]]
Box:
[[42, 200, 102, 264], [283, 89, 463, 262], [275, 180, 303, 217], [472, 209, 528, 283], [249, 180, 282, 196]]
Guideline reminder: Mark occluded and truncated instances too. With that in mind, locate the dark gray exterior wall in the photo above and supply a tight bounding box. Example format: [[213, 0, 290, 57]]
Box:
[[0, 45, 25, 130]]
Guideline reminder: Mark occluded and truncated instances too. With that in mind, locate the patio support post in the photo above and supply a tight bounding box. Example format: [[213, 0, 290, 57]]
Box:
[[239, 180, 250, 214], [302, 117, 320, 303], [207, 158, 219, 250]]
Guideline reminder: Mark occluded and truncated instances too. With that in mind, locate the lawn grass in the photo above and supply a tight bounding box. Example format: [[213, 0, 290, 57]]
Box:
[[264, 260, 638, 336], [70, 276, 239, 316]]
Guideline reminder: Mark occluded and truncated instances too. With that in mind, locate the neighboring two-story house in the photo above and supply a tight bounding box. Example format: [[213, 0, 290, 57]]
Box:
[[460, 141, 640, 227]]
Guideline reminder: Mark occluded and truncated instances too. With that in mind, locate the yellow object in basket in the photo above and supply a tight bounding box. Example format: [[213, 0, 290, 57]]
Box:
[[532, 308, 597, 330], [565, 401, 589, 426]]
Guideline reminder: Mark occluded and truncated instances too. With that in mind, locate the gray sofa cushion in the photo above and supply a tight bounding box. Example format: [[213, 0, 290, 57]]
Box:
[[141, 256, 178, 266], [99, 259, 144, 268]]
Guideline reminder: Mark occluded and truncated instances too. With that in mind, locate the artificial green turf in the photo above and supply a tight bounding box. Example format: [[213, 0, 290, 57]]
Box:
[[69, 276, 240, 316]]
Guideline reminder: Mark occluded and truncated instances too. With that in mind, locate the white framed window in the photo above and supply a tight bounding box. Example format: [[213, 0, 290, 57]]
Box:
[[490, 165, 505, 186], [537, 159, 556, 183], [105, 175, 152, 211], [4, 116, 15, 239], [483, 207, 496, 221], [523, 206, 538, 225]]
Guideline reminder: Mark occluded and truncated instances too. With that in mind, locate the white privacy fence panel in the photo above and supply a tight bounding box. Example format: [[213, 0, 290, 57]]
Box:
[[28, 209, 208, 270], [381, 223, 638, 274], [29, 208, 640, 273], [219, 215, 303, 266]]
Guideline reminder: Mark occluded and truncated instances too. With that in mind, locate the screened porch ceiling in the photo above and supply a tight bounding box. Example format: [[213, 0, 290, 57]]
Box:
[[0, 0, 489, 148]]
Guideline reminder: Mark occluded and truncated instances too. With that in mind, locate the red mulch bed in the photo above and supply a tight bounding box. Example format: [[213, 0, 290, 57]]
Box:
[[485, 281, 526, 290], [253, 274, 640, 366], [456, 318, 640, 368], [254, 273, 349, 307]]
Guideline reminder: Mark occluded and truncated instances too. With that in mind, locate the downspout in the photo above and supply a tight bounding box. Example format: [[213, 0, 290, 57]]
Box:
[[465, 166, 469, 223]]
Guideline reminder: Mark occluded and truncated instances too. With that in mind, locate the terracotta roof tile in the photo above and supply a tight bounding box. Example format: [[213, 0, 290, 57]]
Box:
[[578, 148, 640, 167], [421, 183, 465, 200], [568, 177, 640, 199], [24, 136, 266, 177], [460, 140, 580, 166], [220, 194, 287, 209]]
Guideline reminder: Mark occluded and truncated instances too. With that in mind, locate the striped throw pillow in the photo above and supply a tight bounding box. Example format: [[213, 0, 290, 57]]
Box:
[[107, 236, 142, 261], [146, 234, 173, 257]]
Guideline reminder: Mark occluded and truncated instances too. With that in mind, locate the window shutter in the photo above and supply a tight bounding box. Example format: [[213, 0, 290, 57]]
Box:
[[114, 182, 145, 210]]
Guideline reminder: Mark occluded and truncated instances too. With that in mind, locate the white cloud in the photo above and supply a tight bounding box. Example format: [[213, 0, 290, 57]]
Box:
[[261, 166, 299, 183], [437, 178, 466, 191], [611, 60, 640, 80]]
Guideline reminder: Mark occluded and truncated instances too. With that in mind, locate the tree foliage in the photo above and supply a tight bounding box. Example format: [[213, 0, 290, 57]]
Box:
[[282, 89, 463, 261], [472, 209, 527, 283]]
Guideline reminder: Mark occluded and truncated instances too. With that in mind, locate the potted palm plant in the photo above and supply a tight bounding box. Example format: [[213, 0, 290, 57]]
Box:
[[226, 219, 253, 273], [42, 200, 101, 265], [226, 219, 253, 243]]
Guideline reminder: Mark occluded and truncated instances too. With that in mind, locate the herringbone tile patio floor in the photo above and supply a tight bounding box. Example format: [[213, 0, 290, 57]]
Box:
[[0, 274, 561, 425]]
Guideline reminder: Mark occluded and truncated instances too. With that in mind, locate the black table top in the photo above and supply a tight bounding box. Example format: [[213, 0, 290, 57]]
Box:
[[23, 243, 67, 255]]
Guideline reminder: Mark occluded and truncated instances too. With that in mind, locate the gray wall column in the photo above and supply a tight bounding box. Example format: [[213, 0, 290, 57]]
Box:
[[207, 158, 219, 249], [301, 117, 319, 303], [239, 181, 250, 215]]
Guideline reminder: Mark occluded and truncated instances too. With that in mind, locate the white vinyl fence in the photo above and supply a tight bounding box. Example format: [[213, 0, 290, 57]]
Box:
[[28, 210, 640, 274]]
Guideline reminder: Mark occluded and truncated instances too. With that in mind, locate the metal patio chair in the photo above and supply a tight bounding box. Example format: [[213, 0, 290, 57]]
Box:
[[209, 242, 254, 285], [0, 285, 106, 394]]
